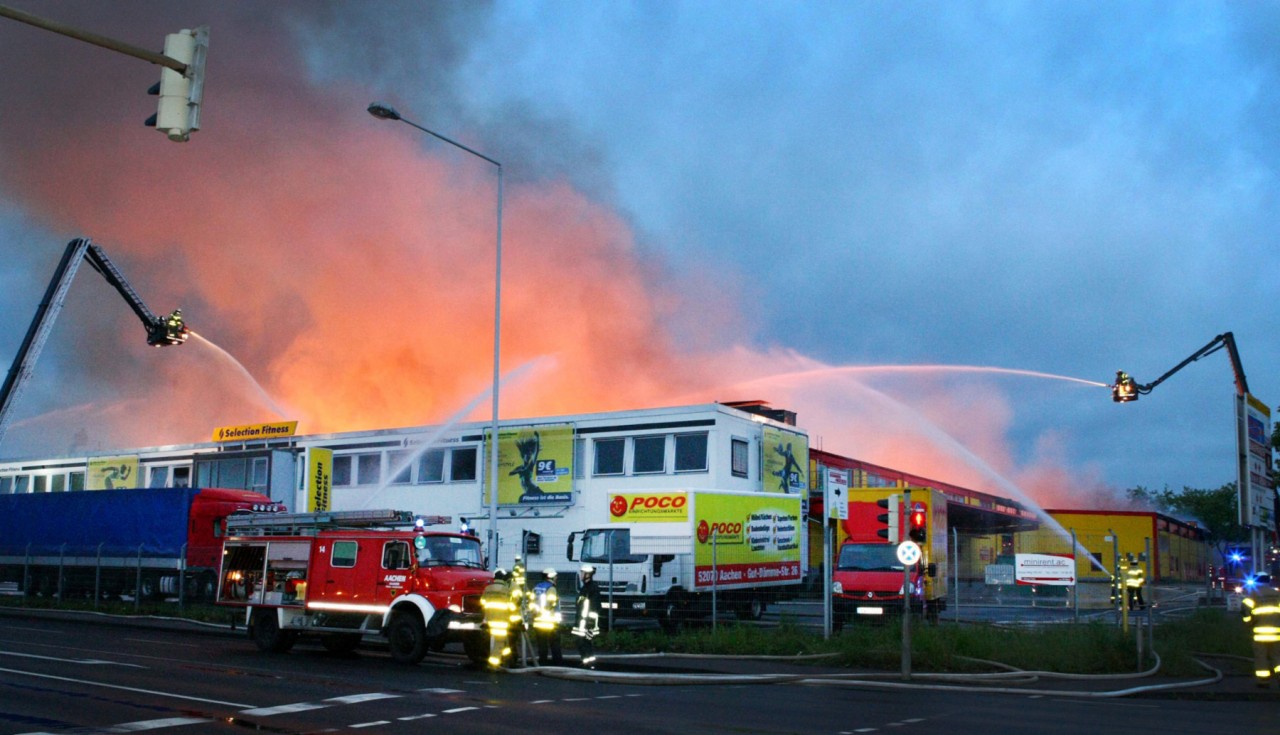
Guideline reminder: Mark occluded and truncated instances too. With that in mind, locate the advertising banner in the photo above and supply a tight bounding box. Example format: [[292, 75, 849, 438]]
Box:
[[1015, 553, 1075, 586], [307, 447, 332, 512], [693, 493, 802, 590], [87, 455, 139, 490], [1239, 394, 1275, 531], [486, 423, 574, 506], [762, 426, 809, 494], [609, 491, 690, 523]]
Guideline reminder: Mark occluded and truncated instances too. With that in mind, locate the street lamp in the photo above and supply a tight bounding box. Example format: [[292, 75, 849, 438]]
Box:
[[368, 102, 504, 570]]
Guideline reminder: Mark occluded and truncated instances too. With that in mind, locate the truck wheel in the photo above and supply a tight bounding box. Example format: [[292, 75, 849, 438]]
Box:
[[138, 575, 160, 601], [735, 596, 766, 621], [251, 611, 297, 653], [198, 573, 217, 602], [321, 633, 363, 655], [386, 612, 428, 665], [463, 632, 488, 667], [660, 593, 684, 635]]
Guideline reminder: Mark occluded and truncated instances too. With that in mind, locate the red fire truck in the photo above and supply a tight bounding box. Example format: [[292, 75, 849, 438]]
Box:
[[831, 487, 947, 627], [217, 509, 492, 665]]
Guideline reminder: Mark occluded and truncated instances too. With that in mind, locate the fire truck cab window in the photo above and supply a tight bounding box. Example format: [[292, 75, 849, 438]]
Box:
[[331, 541, 358, 568], [382, 541, 411, 570]]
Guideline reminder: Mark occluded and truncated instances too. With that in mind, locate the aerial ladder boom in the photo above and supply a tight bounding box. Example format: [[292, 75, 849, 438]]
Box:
[[0, 238, 189, 446]]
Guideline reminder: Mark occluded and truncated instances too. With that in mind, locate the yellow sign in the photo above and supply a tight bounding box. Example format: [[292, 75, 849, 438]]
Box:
[[307, 448, 332, 512], [692, 492, 803, 589], [87, 455, 139, 490], [762, 426, 809, 493], [212, 421, 298, 443], [608, 491, 690, 523], [487, 424, 575, 506]]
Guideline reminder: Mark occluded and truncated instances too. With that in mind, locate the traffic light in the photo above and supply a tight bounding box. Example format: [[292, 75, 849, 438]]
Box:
[[145, 26, 208, 142], [875, 494, 900, 543], [908, 506, 927, 543], [1111, 370, 1139, 403]]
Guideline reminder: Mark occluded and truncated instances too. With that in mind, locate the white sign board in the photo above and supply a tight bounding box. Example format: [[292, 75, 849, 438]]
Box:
[[896, 540, 922, 566], [1015, 553, 1075, 586], [826, 467, 849, 521]]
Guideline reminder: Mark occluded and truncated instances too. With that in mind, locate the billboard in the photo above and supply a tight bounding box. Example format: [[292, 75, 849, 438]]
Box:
[[306, 447, 332, 512], [1238, 394, 1275, 531], [693, 492, 802, 590], [762, 426, 808, 494], [486, 423, 574, 506], [1015, 553, 1075, 586], [87, 455, 139, 490]]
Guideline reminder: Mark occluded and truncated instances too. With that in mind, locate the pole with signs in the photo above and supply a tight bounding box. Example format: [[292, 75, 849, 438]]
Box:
[[901, 488, 912, 680]]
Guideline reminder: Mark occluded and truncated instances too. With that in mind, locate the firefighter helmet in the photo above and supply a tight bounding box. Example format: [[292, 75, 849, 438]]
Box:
[[544, 568, 557, 579]]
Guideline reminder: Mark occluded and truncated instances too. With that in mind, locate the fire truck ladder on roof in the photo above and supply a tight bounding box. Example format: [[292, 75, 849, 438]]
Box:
[[226, 509, 417, 536]]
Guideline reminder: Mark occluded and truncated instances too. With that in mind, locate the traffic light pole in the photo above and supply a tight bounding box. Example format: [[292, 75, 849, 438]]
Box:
[[0, 5, 187, 73], [901, 488, 912, 681]]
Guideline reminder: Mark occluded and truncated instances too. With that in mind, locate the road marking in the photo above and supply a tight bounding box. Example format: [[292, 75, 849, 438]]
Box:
[[326, 693, 401, 705], [441, 707, 478, 714], [17, 717, 208, 735], [902, 719, 925, 724], [418, 687, 463, 694], [397, 714, 438, 721], [0, 651, 144, 667], [122, 638, 199, 648], [112, 718, 209, 731], [596, 695, 622, 699], [0, 666, 253, 708], [349, 722, 390, 729], [240, 703, 328, 716]]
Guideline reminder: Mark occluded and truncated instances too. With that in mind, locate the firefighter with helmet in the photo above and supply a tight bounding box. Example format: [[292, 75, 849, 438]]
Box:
[[1124, 556, 1146, 610], [1242, 573, 1280, 687], [531, 568, 563, 665], [572, 564, 602, 669], [480, 569, 514, 669]]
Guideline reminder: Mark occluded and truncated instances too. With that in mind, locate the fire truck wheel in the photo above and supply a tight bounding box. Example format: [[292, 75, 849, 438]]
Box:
[[321, 633, 363, 655], [251, 611, 298, 653], [386, 612, 429, 665]]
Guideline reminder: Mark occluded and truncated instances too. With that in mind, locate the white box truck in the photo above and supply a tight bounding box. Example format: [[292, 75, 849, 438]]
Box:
[[568, 489, 804, 631]]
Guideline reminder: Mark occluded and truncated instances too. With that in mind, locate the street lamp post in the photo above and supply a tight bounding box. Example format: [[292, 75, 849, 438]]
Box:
[[368, 102, 503, 570]]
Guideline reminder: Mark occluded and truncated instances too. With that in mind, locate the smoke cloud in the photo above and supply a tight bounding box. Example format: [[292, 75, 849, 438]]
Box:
[[0, 1, 1117, 512]]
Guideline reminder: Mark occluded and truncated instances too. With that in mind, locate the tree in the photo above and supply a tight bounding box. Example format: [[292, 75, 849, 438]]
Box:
[[1126, 483, 1247, 560]]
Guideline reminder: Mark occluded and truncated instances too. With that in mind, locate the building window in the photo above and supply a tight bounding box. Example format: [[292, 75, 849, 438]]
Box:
[[50, 474, 66, 493], [331, 541, 358, 568], [594, 438, 625, 476], [451, 447, 477, 482], [148, 467, 169, 488], [389, 450, 413, 485], [333, 455, 352, 486], [633, 436, 666, 474], [356, 453, 381, 485], [574, 438, 585, 479], [172, 467, 189, 488], [0, 477, 11, 494], [674, 433, 708, 472], [33, 476, 47, 493], [251, 457, 269, 490], [417, 449, 445, 484], [731, 438, 749, 478], [15, 475, 29, 493]]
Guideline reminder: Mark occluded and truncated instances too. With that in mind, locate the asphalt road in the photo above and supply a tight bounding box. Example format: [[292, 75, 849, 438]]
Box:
[[0, 613, 1275, 735]]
